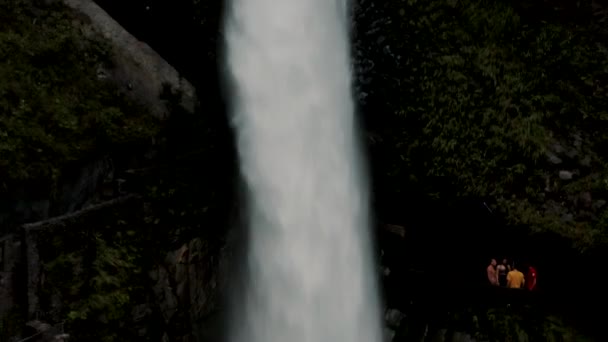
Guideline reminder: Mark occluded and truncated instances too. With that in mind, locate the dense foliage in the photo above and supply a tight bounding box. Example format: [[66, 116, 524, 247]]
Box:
[[37, 198, 154, 342], [0, 0, 160, 196], [356, 0, 608, 249], [0, 1, 164, 339]]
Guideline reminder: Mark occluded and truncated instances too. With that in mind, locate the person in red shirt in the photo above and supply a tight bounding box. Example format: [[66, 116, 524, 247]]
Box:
[[526, 266, 537, 291]]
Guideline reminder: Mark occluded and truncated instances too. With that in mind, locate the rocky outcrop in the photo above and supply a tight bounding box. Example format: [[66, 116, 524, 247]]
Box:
[[151, 232, 235, 342], [61, 0, 197, 119]]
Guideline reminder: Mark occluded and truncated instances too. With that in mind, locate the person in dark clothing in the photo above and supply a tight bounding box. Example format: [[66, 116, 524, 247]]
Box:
[[496, 258, 510, 287]]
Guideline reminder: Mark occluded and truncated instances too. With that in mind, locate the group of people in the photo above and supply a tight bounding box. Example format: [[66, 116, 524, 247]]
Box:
[[486, 258, 537, 291]]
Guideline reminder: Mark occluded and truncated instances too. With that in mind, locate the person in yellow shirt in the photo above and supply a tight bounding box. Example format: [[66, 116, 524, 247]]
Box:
[[507, 264, 525, 289]]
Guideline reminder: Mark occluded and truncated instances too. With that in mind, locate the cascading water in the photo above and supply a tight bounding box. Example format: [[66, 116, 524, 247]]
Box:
[[224, 0, 383, 341]]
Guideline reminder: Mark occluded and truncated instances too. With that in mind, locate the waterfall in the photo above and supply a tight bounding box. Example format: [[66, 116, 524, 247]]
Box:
[[224, 0, 383, 341]]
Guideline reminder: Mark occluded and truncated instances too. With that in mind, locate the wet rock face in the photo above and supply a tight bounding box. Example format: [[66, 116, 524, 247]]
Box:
[[151, 233, 235, 342]]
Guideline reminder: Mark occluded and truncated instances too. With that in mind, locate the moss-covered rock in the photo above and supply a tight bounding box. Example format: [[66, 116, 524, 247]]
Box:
[[0, 0, 160, 197]]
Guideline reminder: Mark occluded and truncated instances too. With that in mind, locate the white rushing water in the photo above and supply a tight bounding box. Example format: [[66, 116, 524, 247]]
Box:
[[224, 0, 383, 341]]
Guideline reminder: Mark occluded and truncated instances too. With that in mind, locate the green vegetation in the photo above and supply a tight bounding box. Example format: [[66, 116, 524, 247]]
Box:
[[390, 302, 591, 341], [0, 2, 165, 338], [0, 0, 159, 195], [35, 197, 158, 342], [2, 0, 608, 340], [362, 0, 608, 249]]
